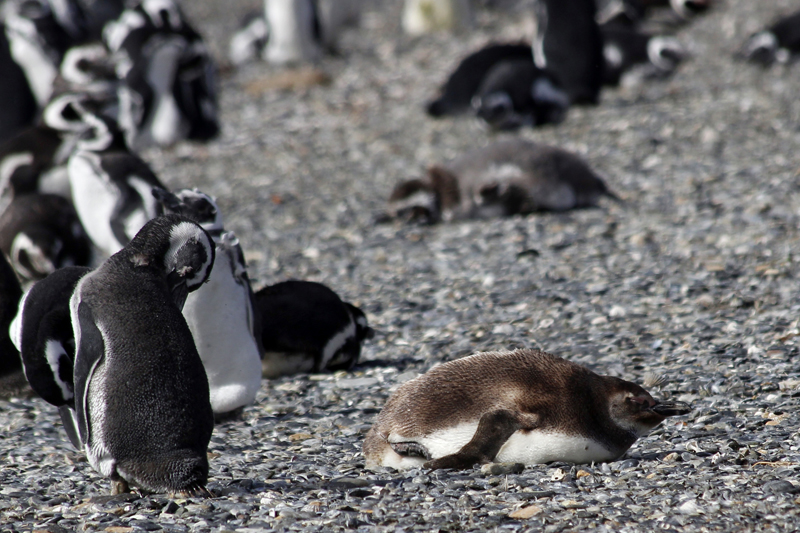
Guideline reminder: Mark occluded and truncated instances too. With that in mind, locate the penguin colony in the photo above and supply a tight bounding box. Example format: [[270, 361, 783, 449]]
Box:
[[1, 0, 796, 499]]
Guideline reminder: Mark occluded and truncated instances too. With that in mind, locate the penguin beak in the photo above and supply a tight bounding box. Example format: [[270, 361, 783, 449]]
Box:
[[650, 400, 691, 417]]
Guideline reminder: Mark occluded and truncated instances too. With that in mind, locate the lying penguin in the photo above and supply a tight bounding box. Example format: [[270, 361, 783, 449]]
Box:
[[17, 215, 216, 496], [153, 187, 262, 419], [386, 139, 618, 224], [739, 9, 800, 65], [364, 348, 691, 470], [426, 42, 569, 129], [255, 280, 374, 378]]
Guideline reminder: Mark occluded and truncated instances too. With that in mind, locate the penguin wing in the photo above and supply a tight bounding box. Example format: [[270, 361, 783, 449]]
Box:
[[72, 300, 107, 446]]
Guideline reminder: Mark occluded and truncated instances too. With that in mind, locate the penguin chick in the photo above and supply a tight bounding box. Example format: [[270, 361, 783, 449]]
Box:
[[402, 0, 473, 36], [0, 251, 29, 399], [153, 187, 262, 418], [363, 348, 691, 470], [68, 214, 215, 496], [387, 139, 619, 223], [0, 193, 92, 284], [601, 25, 685, 86], [255, 280, 374, 378], [739, 9, 800, 65]]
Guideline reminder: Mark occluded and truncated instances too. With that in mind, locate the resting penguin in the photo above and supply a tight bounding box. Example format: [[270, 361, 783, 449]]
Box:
[[67, 214, 215, 495], [11, 266, 91, 432], [0, 193, 92, 284], [0, 251, 29, 399], [533, 0, 605, 104], [254, 280, 374, 378], [386, 138, 619, 224], [152, 187, 262, 418], [739, 9, 800, 65], [67, 108, 166, 258], [363, 348, 691, 470]]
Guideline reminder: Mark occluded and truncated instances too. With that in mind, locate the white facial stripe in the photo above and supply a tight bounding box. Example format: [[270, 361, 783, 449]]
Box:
[[44, 339, 73, 400], [321, 319, 356, 368]]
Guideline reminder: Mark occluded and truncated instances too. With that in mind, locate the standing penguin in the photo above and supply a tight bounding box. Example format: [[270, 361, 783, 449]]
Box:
[[68, 214, 215, 495], [67, 108, 165, 258], [0, 193, 92, 283], [153, 187, 262, 419], [364, 349, 691, 470], [533, 0, 605, 104], [387, 139, 618, 223], [255, 280, 374, 378]]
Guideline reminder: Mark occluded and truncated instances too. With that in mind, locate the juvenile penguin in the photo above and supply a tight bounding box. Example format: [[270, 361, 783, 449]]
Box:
[[0, 193, 92, 283], [153, 187, 262, 418], [387, 138, 618, 223], [363, 349, 691, 470], [0, 251, 29, 398], [12, 265, 91, 436], [67, 108, 166, 258], [255, 280, 374, 378], [532, 0, 605, 104], [739, 9, 800, 65], [68, 214, 215, 495]]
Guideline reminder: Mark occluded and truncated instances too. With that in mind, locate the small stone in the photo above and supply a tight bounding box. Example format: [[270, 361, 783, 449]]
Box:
[[480, 463, 525, 476], [508, 505, 543, 519]]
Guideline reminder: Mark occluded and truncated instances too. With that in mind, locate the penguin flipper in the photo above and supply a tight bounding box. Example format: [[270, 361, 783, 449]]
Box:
[[72, 300, 107, 445], [423, 409, 532, 470], [58, 405, 83, 450]]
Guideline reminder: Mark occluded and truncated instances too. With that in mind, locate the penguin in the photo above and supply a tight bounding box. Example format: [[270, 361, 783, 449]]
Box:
[[67, 108, 166, 258], [600, 25, 684, 86], [11, 265, 91, 435], [254, 280, 374, 378], [102, 0, 219, 147], [67, 214, 215, 495], [739, 9, 800, 65], [532, 0, 605, 104], [0, 193, 92, 283], [0, 251, 29, 399], [387, 138, 619, 224], [152, 187, 262, 418], [402, 0, 473, 36], [426, 43, 536, 118], [0, 24, 38, 145], [363, 348, 691, 470], [471, 59, 569, 130]]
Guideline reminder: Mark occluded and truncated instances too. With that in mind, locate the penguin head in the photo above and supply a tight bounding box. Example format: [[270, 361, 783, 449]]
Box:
[[124, 215, 214, 309], [606, 377, 691, 436], [152, 187, 223, 235]]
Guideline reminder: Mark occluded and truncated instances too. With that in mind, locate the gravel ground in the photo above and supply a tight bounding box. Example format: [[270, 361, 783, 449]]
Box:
[[3, 0, 800, 531]]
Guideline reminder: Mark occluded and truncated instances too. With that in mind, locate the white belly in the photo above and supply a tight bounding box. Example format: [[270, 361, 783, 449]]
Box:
[[182, 252, 261, 414]]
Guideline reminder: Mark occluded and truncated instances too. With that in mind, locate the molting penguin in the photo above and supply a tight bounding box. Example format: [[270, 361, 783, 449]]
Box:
[[402, 0, 473, 36], [363, 348, 691, 470], [12, 265, 91, 435], [0, 193, 92, 283], [255, 280, 374, 378], [387, 138, 619, 224], [68, 214, 215, 495], [153, 187, 262, 418], [0, 251, 29, 399], [739, 9, 800, 65], [67, 108, 166, 258], [533, 0, 605, 104], [601, 25, 684, 86]]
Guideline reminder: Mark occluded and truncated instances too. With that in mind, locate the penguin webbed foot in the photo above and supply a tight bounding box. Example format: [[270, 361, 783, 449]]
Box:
[[424, 409, 525, 471]]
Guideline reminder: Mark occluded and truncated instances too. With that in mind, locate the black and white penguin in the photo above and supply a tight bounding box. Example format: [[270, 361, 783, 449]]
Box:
[[254, 280, 374, 378], [67, 214, 215, 495], [402, 0, 472, 36], [0, 251, 29, 399], [11, 266, 91, 435], [102, 0, 219, 147], [67, 108, 166, 258], [387, 138, 619, 224], [152, 187, 262, 418], [533, 0, 605, 104], [601, 25, 684, 86], [739, 9, 800, 65], [363, 348, 691, 470], [0, 25, 38, 145], [0, 193, 92, 283]]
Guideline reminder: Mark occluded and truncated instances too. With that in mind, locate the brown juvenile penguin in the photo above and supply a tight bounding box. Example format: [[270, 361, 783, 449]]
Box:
[[387, 139, 618, 224], [363, 349, 690, 470]]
